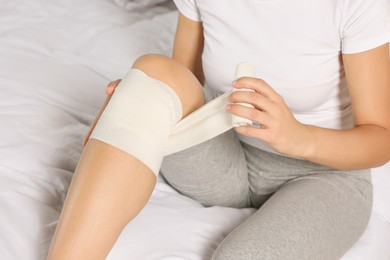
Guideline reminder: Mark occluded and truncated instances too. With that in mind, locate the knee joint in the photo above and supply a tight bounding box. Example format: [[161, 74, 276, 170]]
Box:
[[132, 54, 205, 117]]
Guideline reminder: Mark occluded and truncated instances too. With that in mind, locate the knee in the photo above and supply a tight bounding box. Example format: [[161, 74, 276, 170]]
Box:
[[132, 54, 172, 75], [132, 54, 205, 117]]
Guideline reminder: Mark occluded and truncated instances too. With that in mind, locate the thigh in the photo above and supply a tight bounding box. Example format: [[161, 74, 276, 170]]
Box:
[[211, 172, 373, 260], [160, 129, 251, 208]]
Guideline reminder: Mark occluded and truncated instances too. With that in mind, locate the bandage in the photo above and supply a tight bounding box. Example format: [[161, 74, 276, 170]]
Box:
[[164, 90, 232, 155], [165, 62, 256, 155], [90, 63, 256, 176], [231, 62, 256, 127], [90, 68, 183, 176]]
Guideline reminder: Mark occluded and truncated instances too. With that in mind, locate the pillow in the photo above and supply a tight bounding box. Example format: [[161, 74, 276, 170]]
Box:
[[112, 0, 168, 11]]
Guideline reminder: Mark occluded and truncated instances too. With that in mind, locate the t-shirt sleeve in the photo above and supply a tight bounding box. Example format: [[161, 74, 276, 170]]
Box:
[[173, 0, 201, 22], [341, 0, 390, 54]]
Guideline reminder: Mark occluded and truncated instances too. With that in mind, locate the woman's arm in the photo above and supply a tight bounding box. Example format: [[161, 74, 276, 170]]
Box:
[[172, 13, 205, 85], [303, 43, 390, 169], [228, 43, 390, 170]]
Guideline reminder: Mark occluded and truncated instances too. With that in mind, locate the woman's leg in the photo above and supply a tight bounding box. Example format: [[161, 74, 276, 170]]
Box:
[[161, 129, 252, 208], [46, 54, 204, 260], [211, 146, 373, 260]]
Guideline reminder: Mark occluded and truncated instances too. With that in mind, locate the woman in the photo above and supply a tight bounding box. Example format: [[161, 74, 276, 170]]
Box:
[[47, 0, 390, 259]]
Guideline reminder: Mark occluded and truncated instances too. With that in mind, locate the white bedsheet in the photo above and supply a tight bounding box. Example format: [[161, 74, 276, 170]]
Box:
[[0, 0, 389, 259]]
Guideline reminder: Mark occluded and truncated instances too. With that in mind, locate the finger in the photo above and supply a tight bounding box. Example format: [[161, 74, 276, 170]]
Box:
[[83, 121, 96, 147], [105, 79, 119, 88], [83, 127, 93, 147], [226, 104, 272, 127], [84, 95, 112, 146], [83, 136, 88, 147], [105, 86, 115, 95], [232, 77, 281, 102], [228, 91, 274, 112], [108, 79, 121, 87], [83, 136, 90, 147], [234, 125, 269, 141], [105, 79, 121, 95]]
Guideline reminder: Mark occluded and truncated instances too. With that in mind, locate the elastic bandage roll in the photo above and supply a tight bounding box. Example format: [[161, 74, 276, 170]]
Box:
[[89, 68, 183, 176], [232, 62, 256, 127]]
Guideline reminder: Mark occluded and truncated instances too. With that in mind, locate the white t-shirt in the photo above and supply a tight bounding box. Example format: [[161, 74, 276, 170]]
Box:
[[173, 0, 390, 153]]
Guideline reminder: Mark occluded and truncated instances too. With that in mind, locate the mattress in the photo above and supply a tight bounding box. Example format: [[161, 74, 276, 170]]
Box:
[[0, 0, 389, 259]]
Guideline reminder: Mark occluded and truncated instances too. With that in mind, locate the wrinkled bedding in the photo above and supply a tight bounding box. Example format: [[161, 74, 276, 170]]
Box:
[[0, 0, 389, 259]]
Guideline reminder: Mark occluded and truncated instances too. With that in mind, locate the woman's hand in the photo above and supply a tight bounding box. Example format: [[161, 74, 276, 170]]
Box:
[[226, 77, 313, 158], [83, 79, 121, 147]]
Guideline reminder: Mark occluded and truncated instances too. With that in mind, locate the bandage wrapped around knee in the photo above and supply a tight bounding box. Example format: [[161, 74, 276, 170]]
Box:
[[90, 63, 255, 177], [89, 68, 183, 176]]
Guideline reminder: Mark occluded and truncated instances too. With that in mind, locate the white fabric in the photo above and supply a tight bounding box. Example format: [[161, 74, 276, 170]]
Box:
[[166, 62, 256, 155], [173, 0, 390, 154], [112, 0, 167, 11], [0, 0, 390, 259], [90, 69, 183, 175]]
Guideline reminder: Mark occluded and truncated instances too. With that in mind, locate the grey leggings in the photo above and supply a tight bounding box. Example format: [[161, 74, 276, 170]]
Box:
[[160, 129, 373, 260]]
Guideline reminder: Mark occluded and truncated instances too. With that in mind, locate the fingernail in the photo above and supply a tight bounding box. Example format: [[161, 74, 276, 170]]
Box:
[[226, 104, 232, 111], [232, 80, 237, 86]]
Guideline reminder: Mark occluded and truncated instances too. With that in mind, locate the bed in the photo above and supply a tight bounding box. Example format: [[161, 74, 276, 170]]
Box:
[[1, 0, 389, 259]]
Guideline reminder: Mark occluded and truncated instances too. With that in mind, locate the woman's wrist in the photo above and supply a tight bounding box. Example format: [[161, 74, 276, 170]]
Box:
[[293, 124, 318, 161]]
